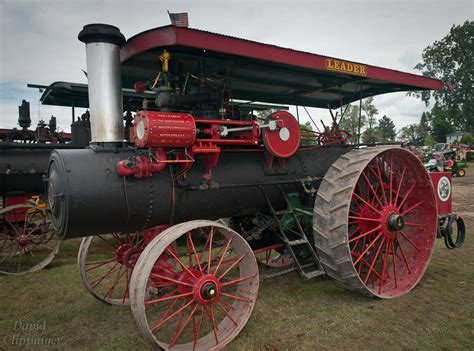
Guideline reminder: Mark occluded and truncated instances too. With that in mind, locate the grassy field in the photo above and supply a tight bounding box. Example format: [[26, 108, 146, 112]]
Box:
[[0, 236, 473, 350]]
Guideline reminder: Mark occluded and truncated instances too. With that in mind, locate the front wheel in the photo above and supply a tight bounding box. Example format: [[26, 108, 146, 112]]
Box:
[[130, 220, 259, 350], [78, 232, 144, 305]]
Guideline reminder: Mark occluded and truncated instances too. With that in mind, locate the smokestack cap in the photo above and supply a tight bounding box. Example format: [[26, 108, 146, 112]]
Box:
[[78, 24, 126, 47]]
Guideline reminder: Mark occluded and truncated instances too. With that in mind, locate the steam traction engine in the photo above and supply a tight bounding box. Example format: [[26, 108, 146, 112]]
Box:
[[48, 24, 447, 349], [0, 99, 76, 275]]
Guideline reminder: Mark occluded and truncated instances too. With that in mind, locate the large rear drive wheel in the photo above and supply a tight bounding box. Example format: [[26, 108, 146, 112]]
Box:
[[130, 220, 258, 350], [313, 147, 437, 298]]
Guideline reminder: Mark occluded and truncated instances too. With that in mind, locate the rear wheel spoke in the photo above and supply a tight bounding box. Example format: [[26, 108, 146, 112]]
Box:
[[399, 230, 421, 252]]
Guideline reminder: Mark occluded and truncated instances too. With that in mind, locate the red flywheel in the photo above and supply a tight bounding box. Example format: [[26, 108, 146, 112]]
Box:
[[262, 111, 301, 158]]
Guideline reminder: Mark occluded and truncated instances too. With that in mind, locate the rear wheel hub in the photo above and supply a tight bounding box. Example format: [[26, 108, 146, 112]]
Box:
[[388, 213, 405, 231]]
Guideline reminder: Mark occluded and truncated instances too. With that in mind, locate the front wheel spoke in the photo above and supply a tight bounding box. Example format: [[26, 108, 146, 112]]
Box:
[[219, 291, 253, 303], [150, 299, 194, 333], [187, 232, 203, 273], [122, 269, 131, 302], [90, 262, 120, 289], [85, 258, 116, 271], [216, 300, 238, 326], [207, 303, 219, 345], [399, 230, 420, 252], [149, 273, 194, 287], [151, 281, 178, 288], [221, 273, 257, 287], [88, 250, 115, 255], [212, 237, 234, 276], [166, 248, 197, 279], [96, 235, 118, 250], [104, 266, 126, 299], [193, 306, 205, 351], [169, 303, 199, 348], [217, 253, 247, 280], [111, 233, 122, 244], [207, 227, 215, 274], [145, 291, 192, 306]]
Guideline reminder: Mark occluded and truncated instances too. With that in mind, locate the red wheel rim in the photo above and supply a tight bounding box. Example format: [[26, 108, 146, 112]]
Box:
[[131, 221, 258, 350], [348, 149, 437, 297]]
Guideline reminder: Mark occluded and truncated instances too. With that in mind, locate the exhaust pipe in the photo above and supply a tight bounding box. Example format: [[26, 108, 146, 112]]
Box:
[[78, 24, 126, 143]]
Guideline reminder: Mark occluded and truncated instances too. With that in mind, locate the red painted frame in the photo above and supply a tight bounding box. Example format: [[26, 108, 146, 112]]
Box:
[[121, 26, 442, 91], [429, 172, 452, 215]]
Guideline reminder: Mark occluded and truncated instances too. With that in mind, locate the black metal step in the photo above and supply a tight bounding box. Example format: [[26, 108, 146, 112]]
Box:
[[302, 270, 325, 280], [275, 209, 292, 215], [288, 239, 307, 245], [260, 185, 324, 281]]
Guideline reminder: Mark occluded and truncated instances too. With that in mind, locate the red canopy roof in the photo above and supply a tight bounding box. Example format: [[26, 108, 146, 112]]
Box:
[[120, 25, 442, 109]]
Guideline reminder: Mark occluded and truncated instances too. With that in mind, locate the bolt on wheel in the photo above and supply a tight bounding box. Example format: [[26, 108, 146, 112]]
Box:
[[314, 147, 437, 298], [130, 220, 259, 350], [78, 232, 145, 305], [0, 204, 61, 275]]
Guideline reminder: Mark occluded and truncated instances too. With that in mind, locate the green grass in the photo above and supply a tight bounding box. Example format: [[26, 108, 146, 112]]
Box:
[[0, 237, 473, 350]]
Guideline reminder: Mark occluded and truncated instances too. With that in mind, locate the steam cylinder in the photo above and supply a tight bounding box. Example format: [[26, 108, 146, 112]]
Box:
[[78, 24, 126, 143], [47, 146, 351, 238]]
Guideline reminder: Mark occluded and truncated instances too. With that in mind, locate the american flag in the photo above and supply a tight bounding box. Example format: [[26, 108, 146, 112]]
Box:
[[168, 12, 189, 27], [447, 81, 457, 91]]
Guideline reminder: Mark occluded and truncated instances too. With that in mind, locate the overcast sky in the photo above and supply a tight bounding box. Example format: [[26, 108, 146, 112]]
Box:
[[0, 0, 472, 133]]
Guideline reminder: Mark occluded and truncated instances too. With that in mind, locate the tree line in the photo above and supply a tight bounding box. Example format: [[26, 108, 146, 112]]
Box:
[[339, 97, 397, 144], [404, 20, 473, 145], [338, 20, 473, 146]]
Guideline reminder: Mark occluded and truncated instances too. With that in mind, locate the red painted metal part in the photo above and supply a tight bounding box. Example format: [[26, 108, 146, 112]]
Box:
[[429, 172, 452, 215], [116, 149, 169, 178], [262, 111, 301, 158], [137, 223, 258, 349], [122, 110, 303, 179], [133, 111, 196, 148], [4, 195, 29, 222], [121, 26, 443, 91], [348, 149, 437, 297], [144, 224, 171, 244]]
